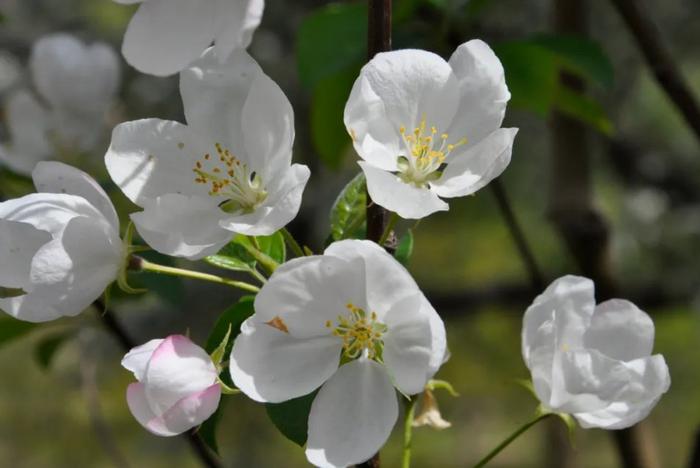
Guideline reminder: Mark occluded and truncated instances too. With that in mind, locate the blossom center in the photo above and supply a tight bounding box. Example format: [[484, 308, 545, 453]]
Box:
[[326, 303, 387, 360], [397, 118, 466, 188], [193, 143, 268, 214]]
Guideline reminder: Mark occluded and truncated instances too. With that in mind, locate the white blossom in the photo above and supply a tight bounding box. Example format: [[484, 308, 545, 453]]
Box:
[[230, 239, 447, 468], [522, 275, 671, 429], [344, 39, 517, 219], [0, 33, 120, 175], [114, 0, 264, 76], [122, 335, 222, 436], [0, 162, 123, 322], [106, 48, 309, 260]]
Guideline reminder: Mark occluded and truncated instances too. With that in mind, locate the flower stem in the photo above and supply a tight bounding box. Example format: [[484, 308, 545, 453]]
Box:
[[472, 413, 552, 468], [402, 397, 417, 468], [282, 228, 306, 258], [133, 256, 260, 294], [378, 212, 398, 247]]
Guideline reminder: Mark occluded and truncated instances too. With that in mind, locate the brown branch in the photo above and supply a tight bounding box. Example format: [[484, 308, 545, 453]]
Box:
[[94, 300, 223, 468], [358, 1, 392, 467], [688, 426, 700, 468], [549, 1, 661, 467], [608, 0, 700, 146]]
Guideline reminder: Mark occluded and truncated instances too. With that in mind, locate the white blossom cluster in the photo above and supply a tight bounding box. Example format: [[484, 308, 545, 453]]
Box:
[[0, 2, 670, 468]]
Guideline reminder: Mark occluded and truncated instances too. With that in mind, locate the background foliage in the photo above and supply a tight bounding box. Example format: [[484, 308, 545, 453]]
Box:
[[0, 0, 699, 466]]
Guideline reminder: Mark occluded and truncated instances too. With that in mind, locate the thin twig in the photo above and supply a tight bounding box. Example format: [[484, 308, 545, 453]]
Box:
[[609, 0, 700, 146], [94, 300, 223, 468], [490, 180, 546, 292]]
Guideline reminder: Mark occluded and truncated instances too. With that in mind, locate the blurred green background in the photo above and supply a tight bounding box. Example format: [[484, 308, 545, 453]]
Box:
[[0, 0, 699, 467]]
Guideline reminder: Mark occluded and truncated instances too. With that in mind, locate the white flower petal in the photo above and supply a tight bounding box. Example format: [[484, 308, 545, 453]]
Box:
[[306, 359, 398, 468], [122, 339, 165, 381], [230, 319, 342, 403], [253, 254, 367, 338], [143, 335, 218, 416], [430, 128, 517, 198], [213, 0, 264, 60], [131, 193, 232, 260], [584, 299, 655, 362], [126, 382, 169, 436], [549, 349, 629, 413], [522, 275, 595, 370], [122, 0, 216, 76], [324, 239, 419, 320], [574, 355, 670, 429], [0, 193, 98, 234], [1, 90, 51, 175], [356, 49, 459, 136], [30, 34, 120, 116], [0, 219, 50, 290], [105, 119, 210, 206], [33, 161, 120, 231], [344, 75, 399, 171], [180, 48, 261, 156], [359, 161, 448, 220], [241, 66, 295, 176], [382, 294, 436, 395], [156, 383, 221, 436], [447, 39, 511, 147], [26, 216, 122, 319], [218, 164, 309, 236]]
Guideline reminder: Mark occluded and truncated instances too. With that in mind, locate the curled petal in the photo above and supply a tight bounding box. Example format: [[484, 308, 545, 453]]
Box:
[[122, 339, 165, 381]]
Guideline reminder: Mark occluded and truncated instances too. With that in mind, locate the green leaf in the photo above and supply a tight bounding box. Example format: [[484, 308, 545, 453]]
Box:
[[0, 317, 36, 349], [330, 172, 367, 241], [205, 232, 285, 273], [297, 3, 367, 89], [199, 397, 227, 455], [311, 67, 359, 169], [394, 230, 414, 266], [266, 391, 317, 446], [495, 37, 614, 134], [35, 332, 73, 370], [554, 86, 614, 135], [205, 296, 256, 356], [204, 242, 256, 273], [495, 41, 558, 116], [0, 287, 26, 298], [531, 34, 614, 89], [210, 325, 232, 367], [253, 232, 286, 264]]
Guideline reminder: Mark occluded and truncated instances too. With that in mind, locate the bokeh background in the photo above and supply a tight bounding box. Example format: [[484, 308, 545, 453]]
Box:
[[0, 0, 699, 467]]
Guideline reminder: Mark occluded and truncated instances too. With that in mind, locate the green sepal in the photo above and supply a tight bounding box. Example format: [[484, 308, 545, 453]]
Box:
[[0, 287, 26, 299], [427, 379, 459, 397]]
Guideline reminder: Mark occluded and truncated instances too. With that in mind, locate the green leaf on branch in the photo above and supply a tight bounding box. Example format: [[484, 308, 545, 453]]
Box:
[[311, 66, 359, 169], [297, 3, 367, 89], [205, 232, 285, 274], [0, 317, 37, 350], [330, 172, 367, 241], [0, 287, 26, 298], [495, 35, 615, 134], [554, 86, 613, 135], [204, 242, 256, 273], [35, 331, 73, 370], [394, 230, 415, 266], [266, 391, 317, 446], [531, 34, 614, 89]]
